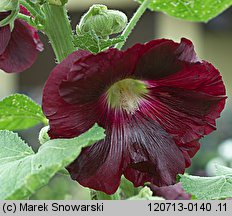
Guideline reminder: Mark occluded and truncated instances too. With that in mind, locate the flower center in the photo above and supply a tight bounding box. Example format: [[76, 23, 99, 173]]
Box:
[[106, 78, 148, 114]]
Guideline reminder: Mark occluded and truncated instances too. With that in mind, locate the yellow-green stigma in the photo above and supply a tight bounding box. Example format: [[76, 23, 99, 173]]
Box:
[[106, 78, 148, 114]]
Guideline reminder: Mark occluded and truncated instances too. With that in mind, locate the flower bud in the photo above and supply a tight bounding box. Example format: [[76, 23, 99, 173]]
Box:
[[78, 4, 128, 39], [139, 187, 153, 198], [39, 126, 50, 145], [128, 187, 165, 200], [0, 0, 19, 27]]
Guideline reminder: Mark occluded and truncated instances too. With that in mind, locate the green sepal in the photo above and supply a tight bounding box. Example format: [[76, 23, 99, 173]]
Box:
[[73, 30, 125, 54]]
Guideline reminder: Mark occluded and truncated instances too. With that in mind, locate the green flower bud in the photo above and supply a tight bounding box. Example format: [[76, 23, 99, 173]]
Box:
[[39, 126, 50, 145], [0, 0, 19, 27], [138, 187, 153, 198], [128, 187, 165, 200], [78, 4, 128, 39]]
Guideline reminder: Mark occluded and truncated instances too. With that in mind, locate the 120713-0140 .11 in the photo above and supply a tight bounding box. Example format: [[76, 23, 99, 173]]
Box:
[[148, 202, 227, 212]]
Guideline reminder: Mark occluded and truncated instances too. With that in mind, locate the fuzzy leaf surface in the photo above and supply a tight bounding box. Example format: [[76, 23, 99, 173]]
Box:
[[179, 165, 232, 200], [0, 124, 105, 200]]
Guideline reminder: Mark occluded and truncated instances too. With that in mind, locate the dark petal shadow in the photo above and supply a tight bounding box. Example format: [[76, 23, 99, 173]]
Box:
[[134, 38, 198, 80], [123, 114, 186, 187]]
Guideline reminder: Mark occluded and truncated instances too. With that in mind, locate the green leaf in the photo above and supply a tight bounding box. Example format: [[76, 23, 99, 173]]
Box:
[[0, 94, 47, 130], [0, 124, 105, 200], [94, 189, 121, 200], [120, 176, 141, 199], [215, 164, 232, 176], [179, 165, 232, 200], [135, 0, 232, 22], [73, 31, 125, 54]]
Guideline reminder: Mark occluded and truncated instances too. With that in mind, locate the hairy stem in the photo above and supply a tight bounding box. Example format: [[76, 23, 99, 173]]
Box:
[[43, 4, 75, 62]]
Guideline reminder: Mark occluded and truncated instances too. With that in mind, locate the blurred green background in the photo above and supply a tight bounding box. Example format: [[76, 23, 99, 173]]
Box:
[[0, 0, 232, 199]]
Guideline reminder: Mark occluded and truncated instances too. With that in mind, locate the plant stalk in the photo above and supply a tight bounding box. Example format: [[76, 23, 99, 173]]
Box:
[[114, 0, 151, 50], [43, 4, 75, 62]]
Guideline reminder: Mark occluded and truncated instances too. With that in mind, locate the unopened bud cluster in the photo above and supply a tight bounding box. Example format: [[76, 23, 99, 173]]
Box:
[[77, 4, 128, 39]]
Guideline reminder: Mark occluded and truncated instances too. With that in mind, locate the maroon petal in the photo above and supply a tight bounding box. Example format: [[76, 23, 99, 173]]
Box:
[[0, 25, 10, 55], [42, 38, 226, 194], [134, 38, 198, 80], [68, 114, 185, 194], [142, 87, 224, 143], [154, 61, 225, 96], [141, 63, 226, 145], [150, 183, 191, 200], [123, 114, 185, 187], [179, 140, 200, 167], [59, 45, 141, 104], [67, 126, 124, 194], [42, 50, 91, 138], [0, 19, 43, 73]]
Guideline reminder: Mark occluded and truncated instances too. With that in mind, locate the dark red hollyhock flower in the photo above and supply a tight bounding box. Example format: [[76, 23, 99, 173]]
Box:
[[0, 6, 43, 73], [42, 38, 226, 194], [150, 183, 191, 200]]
